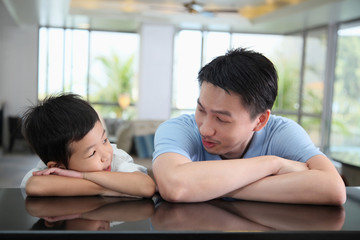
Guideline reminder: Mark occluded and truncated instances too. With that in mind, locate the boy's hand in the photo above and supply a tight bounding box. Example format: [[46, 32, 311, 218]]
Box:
[[43, 214, 81, 222], [33, 167, 83, 179]]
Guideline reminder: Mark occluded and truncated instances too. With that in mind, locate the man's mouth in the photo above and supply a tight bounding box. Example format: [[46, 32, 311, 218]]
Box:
[[202, 138, 216, 148]]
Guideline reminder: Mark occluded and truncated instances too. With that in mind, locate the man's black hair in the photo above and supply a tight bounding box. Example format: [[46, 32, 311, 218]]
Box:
[[198, 48, 278, 119]]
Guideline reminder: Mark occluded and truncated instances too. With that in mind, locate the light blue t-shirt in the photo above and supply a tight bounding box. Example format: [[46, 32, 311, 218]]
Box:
[[153, 114, 323, 163]]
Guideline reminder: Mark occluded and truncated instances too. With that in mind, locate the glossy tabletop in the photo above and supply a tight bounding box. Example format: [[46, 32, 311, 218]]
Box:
[[1, 187, 360, 239]]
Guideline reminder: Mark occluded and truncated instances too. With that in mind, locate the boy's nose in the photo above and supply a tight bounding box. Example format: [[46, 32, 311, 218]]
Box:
[[100, 149, 111, 163]]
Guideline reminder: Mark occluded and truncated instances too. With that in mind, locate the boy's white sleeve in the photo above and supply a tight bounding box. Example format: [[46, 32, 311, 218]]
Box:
[[111, 144, 148, 174], [20, 160, 47, 188]]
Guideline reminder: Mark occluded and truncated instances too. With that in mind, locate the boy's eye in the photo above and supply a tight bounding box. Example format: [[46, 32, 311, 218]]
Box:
[[103, 138, 108, 144], [88, 151, 96, 158]]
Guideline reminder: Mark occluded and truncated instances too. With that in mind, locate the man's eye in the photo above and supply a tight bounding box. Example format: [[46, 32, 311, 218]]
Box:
[[217, 117, 228, 123], [197, 107, 205, 113]]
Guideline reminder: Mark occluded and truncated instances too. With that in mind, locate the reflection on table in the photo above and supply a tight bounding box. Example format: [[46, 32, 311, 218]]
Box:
[[25, 194, 345, 232], [152, 198, 345, 231], [25, 196, 154, 231]]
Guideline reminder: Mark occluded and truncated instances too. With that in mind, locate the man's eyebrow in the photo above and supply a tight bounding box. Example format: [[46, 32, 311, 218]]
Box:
[[197, 98, 203, 108], [197, 98, 232, 117]]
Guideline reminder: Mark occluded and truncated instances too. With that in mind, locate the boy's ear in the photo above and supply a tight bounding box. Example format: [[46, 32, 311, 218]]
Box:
[[47, 161, 64, 168], [253, 110, 270, 132]]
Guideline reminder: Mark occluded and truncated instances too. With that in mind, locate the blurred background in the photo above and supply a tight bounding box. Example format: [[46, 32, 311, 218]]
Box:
[[1, 0, 360, 185]]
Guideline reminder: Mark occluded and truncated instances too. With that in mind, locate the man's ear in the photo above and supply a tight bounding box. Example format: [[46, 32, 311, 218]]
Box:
[[47, 161, 64, 168], [253, 110, 270, 132]]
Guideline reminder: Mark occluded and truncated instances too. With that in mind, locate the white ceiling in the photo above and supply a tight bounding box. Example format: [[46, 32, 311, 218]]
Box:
[[3, 0, 360, 34]]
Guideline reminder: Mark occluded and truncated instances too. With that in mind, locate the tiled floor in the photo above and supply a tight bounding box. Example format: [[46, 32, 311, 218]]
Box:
[[0, 148, 40, 188], [0, 146, 153, 188]]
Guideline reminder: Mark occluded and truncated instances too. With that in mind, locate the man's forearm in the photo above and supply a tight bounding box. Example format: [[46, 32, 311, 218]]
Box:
[[224, 167, 345, 205], [154, 153, 305, 202]]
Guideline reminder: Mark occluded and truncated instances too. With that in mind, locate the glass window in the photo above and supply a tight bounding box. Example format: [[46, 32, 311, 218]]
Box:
[[64, 29, 89, 97], [89, 31, 139, 119], [203, 31, 231, 65], [302, 29, 327, 115], [47, 28, 65, 95], [330, 22, 360, 167], [172, 30, 202, 116], [171, 28, 332, 149], [300, 29, 328, 146], [232, 33, 303, 115], [38, 27, 139, 119]]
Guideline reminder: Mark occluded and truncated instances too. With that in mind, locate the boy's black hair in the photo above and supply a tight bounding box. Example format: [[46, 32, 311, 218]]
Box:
[[22, 93, 100, 168], [198, 48, 278, 119], [31, 218, 66, 230]]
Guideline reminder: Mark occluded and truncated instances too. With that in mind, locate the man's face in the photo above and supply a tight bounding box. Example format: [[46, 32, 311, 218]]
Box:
[[195, 82, 259, 159]]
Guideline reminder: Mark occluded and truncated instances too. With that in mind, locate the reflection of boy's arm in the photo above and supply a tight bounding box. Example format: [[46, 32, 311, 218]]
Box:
[[25, 196, 114, 218], [26, 196, 154, 223], [81, 199, 155, 222]]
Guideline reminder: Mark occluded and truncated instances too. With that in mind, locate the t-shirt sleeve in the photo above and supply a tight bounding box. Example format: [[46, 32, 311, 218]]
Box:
[[20, 160, 47, 188], [152, 115, 199, 163], [268, 118, 324, 163]]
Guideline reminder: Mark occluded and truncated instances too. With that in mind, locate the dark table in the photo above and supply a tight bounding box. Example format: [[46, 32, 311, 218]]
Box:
[[1, 187, 360, 239]]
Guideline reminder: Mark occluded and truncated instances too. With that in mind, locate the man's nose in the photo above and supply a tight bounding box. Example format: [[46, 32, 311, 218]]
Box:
[[199, 118, 215, 137]]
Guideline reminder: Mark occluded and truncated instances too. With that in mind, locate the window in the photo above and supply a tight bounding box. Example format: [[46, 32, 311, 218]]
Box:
[[172, 30, 202, 116], [301, 29, 328, 146], [330, 22, 360, 167], [172, 30, 327, 144], [231, 33, 303, 116], [38, 27, 139, 119]]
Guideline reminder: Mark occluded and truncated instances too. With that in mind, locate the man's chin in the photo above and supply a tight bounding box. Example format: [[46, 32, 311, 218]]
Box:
[[204, 147, 221, 156]]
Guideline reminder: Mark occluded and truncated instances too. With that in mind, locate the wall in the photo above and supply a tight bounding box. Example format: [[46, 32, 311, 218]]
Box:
[[138, 23, 174, 120], [0, 1, 38, 149]]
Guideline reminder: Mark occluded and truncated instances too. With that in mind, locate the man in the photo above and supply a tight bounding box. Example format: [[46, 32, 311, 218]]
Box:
[[152, 48, 346, 205]]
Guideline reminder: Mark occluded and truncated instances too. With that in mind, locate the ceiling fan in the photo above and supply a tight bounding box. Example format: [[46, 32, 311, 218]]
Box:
[[182, 1, 237, 16], [181, 0, 308, 19], [91, 0, 309, 20]]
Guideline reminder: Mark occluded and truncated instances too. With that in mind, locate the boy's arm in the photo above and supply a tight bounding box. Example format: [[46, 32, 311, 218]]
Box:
[[224, 154, 346, 205], [152, 152, 308, 202], [83, 171, 156, 198], [26, 170, 155, 198], [26, 174, 111, 196]]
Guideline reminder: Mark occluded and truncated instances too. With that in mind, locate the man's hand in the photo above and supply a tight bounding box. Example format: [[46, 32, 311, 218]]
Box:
[[276, 157, 309, 175], [33, 167, 83, 179]]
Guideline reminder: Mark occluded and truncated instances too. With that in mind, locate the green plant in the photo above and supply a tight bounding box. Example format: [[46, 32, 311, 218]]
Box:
[[92, 53, 135, 118]]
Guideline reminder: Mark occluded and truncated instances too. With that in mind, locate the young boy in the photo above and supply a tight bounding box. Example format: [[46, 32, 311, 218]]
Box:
[[20, 93, 156, 198]]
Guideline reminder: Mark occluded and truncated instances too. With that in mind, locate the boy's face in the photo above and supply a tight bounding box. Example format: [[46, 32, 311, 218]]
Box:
[[68, 121, 113, 172], [195, 81, 261, 159]]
